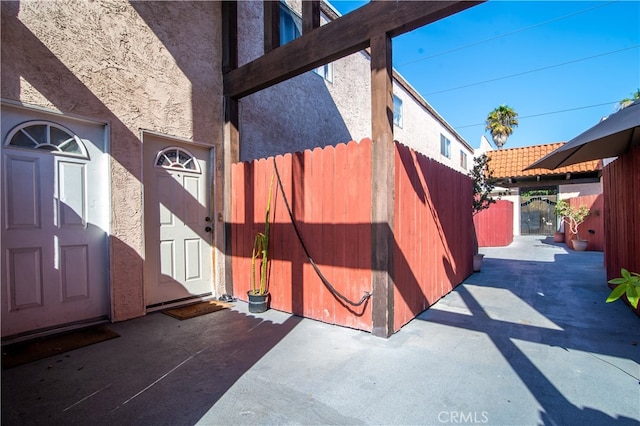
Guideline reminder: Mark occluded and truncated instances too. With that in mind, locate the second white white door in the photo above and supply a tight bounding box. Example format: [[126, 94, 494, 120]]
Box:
[[143, 135, 213, 307]]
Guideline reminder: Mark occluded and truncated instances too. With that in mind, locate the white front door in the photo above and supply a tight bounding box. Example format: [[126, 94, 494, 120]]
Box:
[[1, 106, 109, 338], [143, 135, 213, 307]]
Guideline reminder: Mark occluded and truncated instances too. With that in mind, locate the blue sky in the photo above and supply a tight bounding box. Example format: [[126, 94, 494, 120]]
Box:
[[329, 1, 640, 149]]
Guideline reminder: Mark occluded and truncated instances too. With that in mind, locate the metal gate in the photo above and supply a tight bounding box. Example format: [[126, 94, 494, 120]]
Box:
[[520, 195, 558, 235]]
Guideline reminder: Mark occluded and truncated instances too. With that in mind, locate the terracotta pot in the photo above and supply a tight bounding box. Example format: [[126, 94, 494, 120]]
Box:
[[572, 239, 588, 251], [553, 231, 564, 243]]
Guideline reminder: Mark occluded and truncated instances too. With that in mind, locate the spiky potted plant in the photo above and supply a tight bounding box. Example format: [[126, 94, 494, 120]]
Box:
[[248, 174, 274, 313]]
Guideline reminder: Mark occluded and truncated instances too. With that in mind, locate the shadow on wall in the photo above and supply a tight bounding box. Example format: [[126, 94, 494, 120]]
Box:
[[130, 1, 221, 144], [1, 2, 222, 321], [1, 8, 142, 321], [240, 73, 353, 161]]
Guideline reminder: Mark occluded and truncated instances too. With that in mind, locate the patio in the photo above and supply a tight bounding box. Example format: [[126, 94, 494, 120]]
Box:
[[2, 236, 638, 425]]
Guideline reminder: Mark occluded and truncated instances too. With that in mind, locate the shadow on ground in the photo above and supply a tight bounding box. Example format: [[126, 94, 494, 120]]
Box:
[[2, 308, 302, 425], [419, 249, 639, 425]]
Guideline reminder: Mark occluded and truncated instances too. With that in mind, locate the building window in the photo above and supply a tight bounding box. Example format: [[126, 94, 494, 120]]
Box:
[[4, 120, 88, 158], [460, 150, 468, 169], [313, 63, 333, 82], [280, 2, 302, 45], [440, 134, 451, 158], [393, 95, 403, 128]]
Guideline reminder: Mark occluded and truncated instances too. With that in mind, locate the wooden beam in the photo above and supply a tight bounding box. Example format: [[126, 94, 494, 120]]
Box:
[[264, 1, 280, 53], [302, 0, 320, 34], [370, 32, 395, 338], [222, 1, 237, 73], [224, 0, 483, 98], [496, 175, 602, 189]]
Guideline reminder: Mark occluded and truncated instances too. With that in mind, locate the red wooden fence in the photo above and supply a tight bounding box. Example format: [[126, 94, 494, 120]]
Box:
[[473, 200, 514, 247], [562, 194, 604, 251], [231, 140, 373, 331], [394, 144, 473, 330], [231, 139, 474, 333], [603, 144, 640, 315]]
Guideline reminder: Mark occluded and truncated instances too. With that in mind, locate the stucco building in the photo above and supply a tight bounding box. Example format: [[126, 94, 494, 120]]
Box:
[[1, 0, 476, 338]]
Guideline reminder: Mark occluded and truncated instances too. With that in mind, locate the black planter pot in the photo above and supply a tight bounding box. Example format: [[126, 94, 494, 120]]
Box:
[[247, 291, 270, 313]]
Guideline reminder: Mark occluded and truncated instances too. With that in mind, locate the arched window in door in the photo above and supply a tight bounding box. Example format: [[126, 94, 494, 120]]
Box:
[[154, 146, 201, 173], [4, 120, 89, 158]]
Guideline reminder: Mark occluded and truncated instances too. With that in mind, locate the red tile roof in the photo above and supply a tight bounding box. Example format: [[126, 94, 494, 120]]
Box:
[[486, 143, 602, 179]]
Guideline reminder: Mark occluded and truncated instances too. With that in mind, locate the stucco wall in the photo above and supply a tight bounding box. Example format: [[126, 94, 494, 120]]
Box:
[[1, 1, 222, 321], [501, 194, 522, 236], [559, 181, 602, 199], [237, 1, 359, 160], [393, 82, 471, 174], [236, 0, 471, 168]]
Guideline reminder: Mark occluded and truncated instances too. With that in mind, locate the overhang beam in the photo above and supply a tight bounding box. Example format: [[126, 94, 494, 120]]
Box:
[[497, 175, 601, 189], [224, 0, 482, 99]]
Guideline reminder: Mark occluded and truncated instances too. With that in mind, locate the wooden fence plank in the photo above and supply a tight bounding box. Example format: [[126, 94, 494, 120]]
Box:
[[307, 147, 322, 318], [353, 139, 373, 329], [393, 144, 409, 327], [274, 154, 292, 312], [320, 145, 337, 324], [291, 151, 306, 315]]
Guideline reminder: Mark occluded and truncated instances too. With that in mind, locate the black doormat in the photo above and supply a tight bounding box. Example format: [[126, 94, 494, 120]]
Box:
[[2, 325, 120, 369], [162, 300, 232, 320]]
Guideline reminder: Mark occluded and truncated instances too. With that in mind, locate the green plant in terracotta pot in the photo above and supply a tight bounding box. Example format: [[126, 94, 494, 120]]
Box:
[[554, 199, 590, 251], [248, 174, 274, 313]]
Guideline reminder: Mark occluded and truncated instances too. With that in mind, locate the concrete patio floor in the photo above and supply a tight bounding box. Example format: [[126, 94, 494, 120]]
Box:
[[2, 236, 639, 425]]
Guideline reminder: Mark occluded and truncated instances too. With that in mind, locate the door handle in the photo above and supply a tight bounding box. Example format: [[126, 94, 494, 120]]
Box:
[[205, 226, 212, 233]]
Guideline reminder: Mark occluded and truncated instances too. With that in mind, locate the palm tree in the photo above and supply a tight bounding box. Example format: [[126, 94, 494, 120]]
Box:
[[485, 105, 518, 149], [616, 88, 640, 111]]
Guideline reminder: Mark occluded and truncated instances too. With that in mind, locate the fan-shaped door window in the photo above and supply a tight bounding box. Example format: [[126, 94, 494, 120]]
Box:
[[4, 121, 88, 158], [154, 147, 201, 173]]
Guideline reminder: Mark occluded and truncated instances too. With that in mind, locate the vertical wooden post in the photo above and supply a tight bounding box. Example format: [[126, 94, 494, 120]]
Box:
[[264, 1, 280, 53], [222, 1, 237, 74], [370, 32, 395, 338], [220, 1, 240, 297], [220, 100, 240, 296], [302, 1, 320, 34]]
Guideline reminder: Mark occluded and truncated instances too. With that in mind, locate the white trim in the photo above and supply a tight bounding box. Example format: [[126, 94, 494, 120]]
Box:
[[153, 146, 202, 173], [1, 99, 109, 127], [139, 128, 212, 148], [4, 120, 90, 158]]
